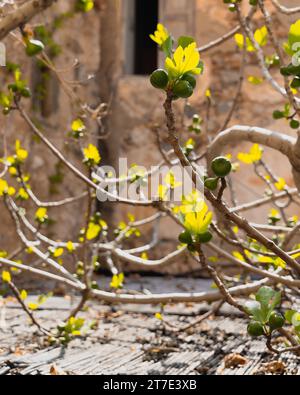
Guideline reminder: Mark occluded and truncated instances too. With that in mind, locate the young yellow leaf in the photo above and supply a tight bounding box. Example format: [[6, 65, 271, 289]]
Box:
[[275, 177, 286, 191], [71, 119, 85, 132], [150, 23, 169, 46], [17, 187, 29, 200], [269, 208, 280, 218], [185, 138, 195, 148], [16, 149, 28, 162], [99, 219, 108, 229], [291, 86, 298, 95], [290, 215, 298, 224], [157, 184, 168, 201], [205, 89, 211, 98], [165, 171, 182, 189], [110, 273, 124, 289], [26, 247, 33, 254], [237, 144, 263, 164], [118, 221, 127, 231], [178, 190, 206, 214], [0, 179, 15, 196], [28, 303, 39, 311], [7, 186, 15, 196], [165, 42, 201, 78], [2, 271, 11, 283], [285, 19, 300, 55], [127, 213, 135, 223], [35, 207, 48, 222], [232, 251, 245, 262], [71, 330, 81, 336], [9, 167, 17, 176], [235, 27, 267, 52], [66, 241, 75, 252], [258, 256, 274, 264], [53, 248, 64, 258], [254, 26, 268, 47], [183, 203, 212, 235], [274, 257, 286, 268], [20, 290, 28, 300], [86, 223, 101, 240], [247, 76, 263, 85], [250, 144, 263, 161], [15, 139, 28, 162], [83, 144, 101, 165], [232, 226, 239, 234], [0, 250, 7, 258], [155, 312, 163, 321], [234, 34, 244, 49], [141, 252, 148, 260]]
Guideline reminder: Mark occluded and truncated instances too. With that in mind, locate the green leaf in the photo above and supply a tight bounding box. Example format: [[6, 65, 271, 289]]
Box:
[[285, 309, 297, 324], [273, 110, 284, 120], [74, 317, 85, 330], [178, 36, 195, 49], [290, 119, 300, 129], [255, 286, 281, 323], [280, 63, 300, 76], [0, 92, 11, 108], [76, 0, 94, 12], [161, 36, 173, 58], [291, 77, 300, 89], [285, 19, 300, 55], [245, 300, 265, 323], [284, 103, 291, 117], [292, 312, 300, 327], [285, 310, 300, 334], [25, 39, 44, 57], [265, 54, 280, 68], [197, 61, 204, 75]]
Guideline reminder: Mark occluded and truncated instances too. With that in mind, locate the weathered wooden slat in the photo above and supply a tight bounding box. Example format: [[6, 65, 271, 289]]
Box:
[[0, 290, 299, 375]]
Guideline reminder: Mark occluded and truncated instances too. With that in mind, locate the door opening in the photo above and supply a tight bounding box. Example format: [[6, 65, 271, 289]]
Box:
[[124, 0, 159, 75]]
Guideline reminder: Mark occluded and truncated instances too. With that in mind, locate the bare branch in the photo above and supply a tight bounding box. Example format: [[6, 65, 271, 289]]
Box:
[[197, 6, 256, 53], [0, 0, 57, 40], [271, 0, 300, 15]]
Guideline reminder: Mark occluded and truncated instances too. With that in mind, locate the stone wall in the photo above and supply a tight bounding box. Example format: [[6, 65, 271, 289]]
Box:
[[1, 0, 300, 275], [0, 0, 103, 252], [111, 0, 300, 273]]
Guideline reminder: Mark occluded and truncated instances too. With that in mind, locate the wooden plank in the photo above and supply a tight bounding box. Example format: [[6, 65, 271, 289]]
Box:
[[0, 291, 299, 375]]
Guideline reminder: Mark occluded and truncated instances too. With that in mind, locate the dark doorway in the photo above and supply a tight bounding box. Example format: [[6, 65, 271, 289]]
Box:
[[134, 0, 159, 75]]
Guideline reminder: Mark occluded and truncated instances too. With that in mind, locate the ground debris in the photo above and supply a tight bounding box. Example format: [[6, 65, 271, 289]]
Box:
[[0, 294, 299, 375], [223, 353, 248, 369], [258, 360, 286, 375], [49, 364, 67, 375]]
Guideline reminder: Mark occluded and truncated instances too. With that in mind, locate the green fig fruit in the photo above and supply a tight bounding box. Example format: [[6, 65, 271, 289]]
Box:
[[211, 156, 232, 177], [150, 69, 169, 90]]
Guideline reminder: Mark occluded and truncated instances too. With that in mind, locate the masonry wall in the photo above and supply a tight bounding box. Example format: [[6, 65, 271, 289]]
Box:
[[0, 0, 103, 255], [0, 0, 299, 275], [113, 0, 300, 273]]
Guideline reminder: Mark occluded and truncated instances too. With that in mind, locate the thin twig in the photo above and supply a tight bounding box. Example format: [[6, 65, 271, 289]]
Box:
[[174, 300, 224, 333], [8, 281, 51, 336]]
